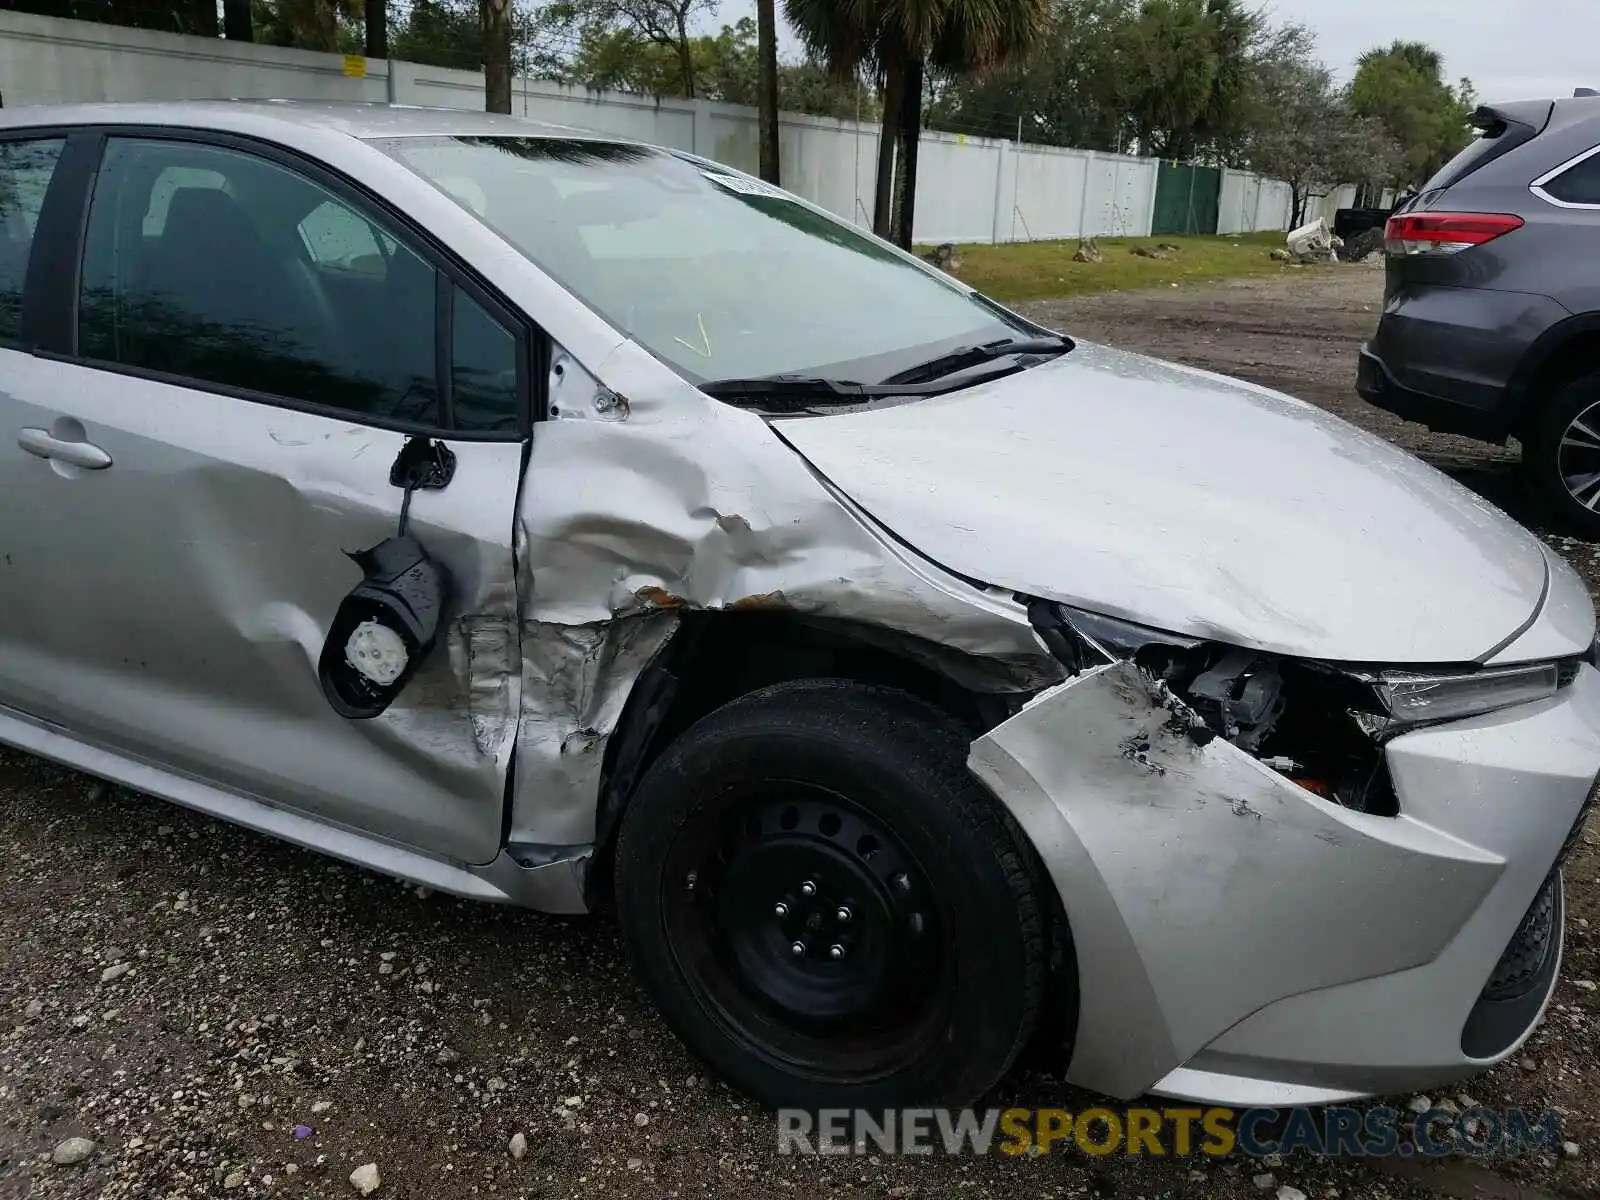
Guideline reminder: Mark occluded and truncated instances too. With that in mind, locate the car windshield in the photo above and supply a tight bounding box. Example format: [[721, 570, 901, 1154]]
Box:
[[373, 135, 1038, 387]]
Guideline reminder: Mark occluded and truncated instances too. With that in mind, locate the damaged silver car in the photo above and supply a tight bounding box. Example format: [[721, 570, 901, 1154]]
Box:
[[1, 101, 1596, 1110]]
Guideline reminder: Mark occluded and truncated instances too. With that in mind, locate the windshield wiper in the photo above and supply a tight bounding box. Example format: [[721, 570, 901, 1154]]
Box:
[[700, 361, 1025, 410], [700, 375, 878, 401], [880, 334, 1071, 386]]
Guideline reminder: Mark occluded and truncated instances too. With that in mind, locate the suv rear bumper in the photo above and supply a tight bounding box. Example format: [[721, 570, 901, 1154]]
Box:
[[1358, 347, 1515, 442], [1359, 285, 1573, 445]]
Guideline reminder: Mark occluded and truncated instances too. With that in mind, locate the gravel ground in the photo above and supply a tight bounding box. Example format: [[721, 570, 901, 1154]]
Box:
[[3, 266, 1597, 1200]]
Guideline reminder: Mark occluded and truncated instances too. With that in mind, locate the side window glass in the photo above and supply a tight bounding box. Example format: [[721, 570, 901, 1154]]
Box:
[[1545, 151, 1600, 206], [0, 138, 65, 341], [143, 166, 227, 236], [452, 286, 519, 432], [79, 137, 439, 426], [299, 199, 396, 278]]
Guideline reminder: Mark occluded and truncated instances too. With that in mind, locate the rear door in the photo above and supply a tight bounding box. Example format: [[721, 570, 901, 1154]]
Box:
[[0, 128, 532, 864]]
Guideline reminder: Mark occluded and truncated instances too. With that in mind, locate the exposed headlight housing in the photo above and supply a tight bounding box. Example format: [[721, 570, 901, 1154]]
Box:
[[1029, 599, 1574, 730], [1025, 599, 1585, 818]]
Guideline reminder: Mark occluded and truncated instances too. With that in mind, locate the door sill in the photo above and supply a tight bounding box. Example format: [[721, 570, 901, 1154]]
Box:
[[0, 704, 591, 913]]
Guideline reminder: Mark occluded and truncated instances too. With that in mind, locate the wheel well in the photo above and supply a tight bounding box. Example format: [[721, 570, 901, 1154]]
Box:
[[583, 612, 1024, 908], [1514, 327, 1600, 440]]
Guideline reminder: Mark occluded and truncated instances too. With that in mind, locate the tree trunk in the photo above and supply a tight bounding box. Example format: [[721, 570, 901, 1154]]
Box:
[[1290, 183, 1306, 229], [483, 0, 513, 113], [891, 55, 923, 250], [365, 0, 388, 58], [755, 0, 780, 185], [222, 0, 252, 41], [188, 0, 219, 37], [873, 56, 904, 239], [675, 16, 695, 99]]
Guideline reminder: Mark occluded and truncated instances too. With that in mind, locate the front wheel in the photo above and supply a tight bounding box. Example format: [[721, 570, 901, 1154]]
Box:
[[1523, 370, 1600, 537], [613, 679, 1049, 1109]]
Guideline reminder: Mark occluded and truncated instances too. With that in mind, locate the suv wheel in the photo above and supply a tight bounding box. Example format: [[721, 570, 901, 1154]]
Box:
[[612, 679, 1049, 1109], [1525, 371, 1600, 538]]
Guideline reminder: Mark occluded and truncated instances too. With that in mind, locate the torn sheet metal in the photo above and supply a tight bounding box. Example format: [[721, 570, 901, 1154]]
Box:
[[507, 341, 1063, 847], [970, 660, 1503, 1101], [509, 612, 677, 846]]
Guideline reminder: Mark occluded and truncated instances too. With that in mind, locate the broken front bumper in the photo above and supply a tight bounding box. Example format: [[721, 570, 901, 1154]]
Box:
[[971, 660, 1600, 1105]]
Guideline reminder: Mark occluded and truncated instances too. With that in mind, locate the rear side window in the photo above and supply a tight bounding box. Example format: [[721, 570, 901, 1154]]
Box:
[[0, 138, 65, 341], [1541, 149, 1600, 206], [1423, 107, 1543, 193]]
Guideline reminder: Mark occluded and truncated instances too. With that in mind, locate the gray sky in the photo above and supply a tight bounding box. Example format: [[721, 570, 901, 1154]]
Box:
[[706, 0, 1597, 105]]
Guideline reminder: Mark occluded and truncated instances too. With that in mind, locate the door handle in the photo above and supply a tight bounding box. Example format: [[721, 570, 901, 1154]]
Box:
[[17, 427, 112, 470]]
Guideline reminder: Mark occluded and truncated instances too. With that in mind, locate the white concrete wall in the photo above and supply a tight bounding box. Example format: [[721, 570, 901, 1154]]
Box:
[[0, 10, 1303, 245], [1219, 169, 1294, 234], [0, 9, 393, 104]]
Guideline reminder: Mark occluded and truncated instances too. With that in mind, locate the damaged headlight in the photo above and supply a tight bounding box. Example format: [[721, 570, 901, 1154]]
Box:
[[1373, 663, 1561, 726]]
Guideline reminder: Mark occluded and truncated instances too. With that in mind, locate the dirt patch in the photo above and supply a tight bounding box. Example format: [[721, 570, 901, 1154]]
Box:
[[1022, 267, 1509, 457], [1, 268, 1595, 1200]]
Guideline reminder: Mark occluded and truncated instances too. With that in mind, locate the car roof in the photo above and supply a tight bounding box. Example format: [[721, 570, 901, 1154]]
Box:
[[0, 98, 630, 144], [1547, 92, 1600, 133]]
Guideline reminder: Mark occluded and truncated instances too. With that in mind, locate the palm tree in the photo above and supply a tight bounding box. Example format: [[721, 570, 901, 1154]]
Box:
[[785, 0, 1047, 248], [756, 0, 781, 184]]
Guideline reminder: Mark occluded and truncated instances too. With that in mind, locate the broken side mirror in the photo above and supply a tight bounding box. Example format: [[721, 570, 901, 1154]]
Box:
[[318, 437, 455, 720], [318, 534, 447, 720]]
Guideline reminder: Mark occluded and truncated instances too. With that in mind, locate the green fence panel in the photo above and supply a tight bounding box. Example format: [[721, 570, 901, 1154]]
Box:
[[1151, 163, 1221, 236]]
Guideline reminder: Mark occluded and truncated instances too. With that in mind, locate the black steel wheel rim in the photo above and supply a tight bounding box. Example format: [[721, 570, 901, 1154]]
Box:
[[661, 781, 950, 1082]]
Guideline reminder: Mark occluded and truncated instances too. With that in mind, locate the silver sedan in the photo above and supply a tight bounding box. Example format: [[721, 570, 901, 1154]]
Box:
[[0, 100, 1593, 1110]]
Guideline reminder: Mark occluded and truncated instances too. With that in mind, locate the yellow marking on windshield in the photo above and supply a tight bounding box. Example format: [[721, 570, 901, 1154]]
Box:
[[673, 312, 713, 358]]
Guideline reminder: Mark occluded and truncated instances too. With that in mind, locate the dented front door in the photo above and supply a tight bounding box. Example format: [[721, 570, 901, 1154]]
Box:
[[0, 368, 523, 865]]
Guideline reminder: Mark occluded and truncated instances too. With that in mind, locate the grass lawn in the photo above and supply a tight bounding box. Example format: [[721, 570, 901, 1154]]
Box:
[[926, 230, 1305, 304]]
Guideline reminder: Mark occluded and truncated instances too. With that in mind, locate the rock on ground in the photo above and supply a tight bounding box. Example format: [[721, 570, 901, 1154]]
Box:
[[349, 1162, 381, 1194], [50, 1137, 95, 1166]]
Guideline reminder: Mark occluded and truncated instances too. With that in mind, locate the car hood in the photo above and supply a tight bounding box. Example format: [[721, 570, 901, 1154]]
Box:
[[774, 342, 1554, 664]]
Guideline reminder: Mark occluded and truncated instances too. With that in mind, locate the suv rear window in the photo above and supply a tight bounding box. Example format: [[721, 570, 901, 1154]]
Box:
[[1541, 149, 1600, 205], [1423, 105, 1546, 192]]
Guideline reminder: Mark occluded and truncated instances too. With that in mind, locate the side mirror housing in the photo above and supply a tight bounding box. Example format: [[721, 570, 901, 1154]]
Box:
[[318, 534, 448, 720]]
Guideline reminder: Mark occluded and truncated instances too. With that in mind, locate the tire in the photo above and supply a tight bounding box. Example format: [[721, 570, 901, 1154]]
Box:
[[613, 679, 1048, 1109], [1524, 370, 1600, 538], [1338, 227, 1385, 262]]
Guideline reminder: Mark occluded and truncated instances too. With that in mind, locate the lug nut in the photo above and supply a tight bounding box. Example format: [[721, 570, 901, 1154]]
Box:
[[828, 944, 846, 960], [774, 902, 789, 918], [790, 941, 807, 957], [800, 880, 817, 897], [836, 906, 852, 923], [892, 873, 910, 893]]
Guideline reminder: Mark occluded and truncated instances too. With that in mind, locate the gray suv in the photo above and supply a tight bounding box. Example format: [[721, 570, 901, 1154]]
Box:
[[1359, 93, 1600, 534]]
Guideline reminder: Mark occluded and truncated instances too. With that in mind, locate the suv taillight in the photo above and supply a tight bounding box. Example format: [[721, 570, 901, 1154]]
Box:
[[1385, 212, 1525, 256]]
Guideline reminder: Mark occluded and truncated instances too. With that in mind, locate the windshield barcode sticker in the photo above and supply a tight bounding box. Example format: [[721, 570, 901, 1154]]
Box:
[[701, 171, 792, 201]]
